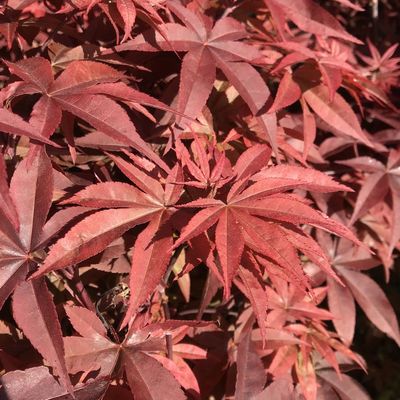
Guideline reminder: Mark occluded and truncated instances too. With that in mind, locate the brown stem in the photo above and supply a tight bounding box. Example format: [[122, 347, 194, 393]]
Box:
[[162, 302, 173, 360], [159, 250, 183, 359]]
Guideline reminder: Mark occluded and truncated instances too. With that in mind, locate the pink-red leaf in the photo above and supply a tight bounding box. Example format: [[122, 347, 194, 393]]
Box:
[[0, 108, 58, 146], [122, 213, 172, 327], [303, 85, 371, 146], [49, 61, 123, 96], [265, 0, 361, 43], [12, 279, 72, 394], [318, 370, 371, 400], [65, 181, 155, 208], [327, 276, 356, 345], [235, 333, 266, 400], [117, 0, 136, 43], [215, 208, 244, 297], [123, 350, 186, 400], [5, 57, 54, 92], [33, 207, 158, 277], [0, 366, 108, 400], [53, 94, 167, 169], [268, 71, 301, 113], [177, 46, 216, 123], [340, 268, 400, 345], [173, 205, 224, 249], [65, 304, 107, 339], [29, 96, 62, 139], [9, 146, 53, 251]]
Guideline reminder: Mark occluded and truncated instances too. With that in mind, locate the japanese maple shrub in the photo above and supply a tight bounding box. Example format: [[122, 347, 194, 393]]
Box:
[[0, 0, 399, 399]]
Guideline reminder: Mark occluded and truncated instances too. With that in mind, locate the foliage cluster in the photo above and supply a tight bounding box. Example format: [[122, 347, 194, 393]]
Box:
[[0, 0, 399, 398]]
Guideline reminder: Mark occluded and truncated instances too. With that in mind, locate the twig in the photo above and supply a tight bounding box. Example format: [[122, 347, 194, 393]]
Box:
[[162, 302, 173, 360]]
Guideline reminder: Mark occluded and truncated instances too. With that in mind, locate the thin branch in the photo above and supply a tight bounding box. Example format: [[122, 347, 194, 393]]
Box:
[[162, 302, 174, 360]]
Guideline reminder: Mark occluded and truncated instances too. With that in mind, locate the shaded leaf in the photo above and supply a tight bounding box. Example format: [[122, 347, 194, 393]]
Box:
[[12, 279, 72, 394]]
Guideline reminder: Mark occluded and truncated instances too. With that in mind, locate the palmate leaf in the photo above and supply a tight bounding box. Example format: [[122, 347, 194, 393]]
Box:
[[3, 57, 174, 169], [9, 146, 53, 251], [215, 208, 245, 294], [174, 145, 358, 300], [316, 234, 399, 346], [112, 1, 278, 154], [339, 267, 400, 346], [123, 351, 186, 400], [327, 276, 356, 345], [340, 151, 400, 255], [63, 305, 208, 399], [0, 366, 109, 400], [0, 152, 47, 294], [151, 353, 202, 396], [34, 153, 183, 328], [264, 0, 362, 43], [58, 0, 165, 44], [235, 258, 268, 341], [0, 147, 89, 394]]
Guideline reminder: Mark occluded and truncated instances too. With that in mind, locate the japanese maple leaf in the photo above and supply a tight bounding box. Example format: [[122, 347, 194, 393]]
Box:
[[233, 332, 266, 400], [0, 366, 109, 400], [268, 56, 373, 149], [319, 132, 386, 159], [302, 85, 372, 147], [339, 150, 400, 256], [0, 146, 90, 393], [33, 151, 183, 327], [60, 0, 165, 44], [264, 0, 361, 44], [0, 107, 58, 147], [112, 0, 278, 153], [63, 304, 207, 400], [3, 57, 173, 169], [270, 41, 357, 104], [175, 135, 232, 190], [358, 202, 395, 272], [0, 147, 89, 307], [173, 144, 360, 298], [315, 233, 400, 346], [253, 378, 295, 400], [317, 369, 371, 400], [267, 71, 372, 157], [235, 251, 328, 343], [265, 281, 334, 323], [222, 250, 313, 344], [269, 320, 364, 400], [358, 39, 400, 92]]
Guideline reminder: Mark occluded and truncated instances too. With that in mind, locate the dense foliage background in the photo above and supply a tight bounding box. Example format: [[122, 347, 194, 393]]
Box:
[[0, 0, 399, 399]]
